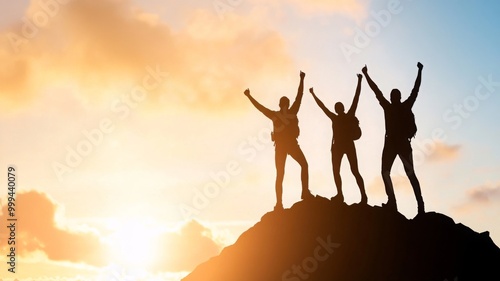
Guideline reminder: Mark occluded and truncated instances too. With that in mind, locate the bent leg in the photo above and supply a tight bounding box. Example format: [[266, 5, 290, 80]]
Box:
[[346, 143, 367, 204], [288, 143, 311, 199]]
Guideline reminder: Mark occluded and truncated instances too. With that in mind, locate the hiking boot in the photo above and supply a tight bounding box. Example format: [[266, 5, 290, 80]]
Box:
[[360, 194, 368, 205], [382, 200, 398, 212], [330, 194, 344, 204], [417, 201, 425, 215], [301, 190, 314, 200], [274, 203, 284, 211]]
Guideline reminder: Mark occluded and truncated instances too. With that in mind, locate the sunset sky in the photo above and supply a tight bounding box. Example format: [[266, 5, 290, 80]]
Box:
[[0, 0, 499, 280]]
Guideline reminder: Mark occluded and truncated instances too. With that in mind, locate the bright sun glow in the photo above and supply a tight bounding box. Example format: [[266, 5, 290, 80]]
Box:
[[107, 218, 161, 269]]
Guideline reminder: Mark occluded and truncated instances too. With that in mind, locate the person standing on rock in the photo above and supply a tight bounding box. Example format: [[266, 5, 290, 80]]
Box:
[[309, 74, 367, 205], [244, 71, 313, 211], [362, 63, 425, 214]]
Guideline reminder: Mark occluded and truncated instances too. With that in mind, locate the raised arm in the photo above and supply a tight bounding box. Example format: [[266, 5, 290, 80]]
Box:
[[347, 74, 363, 115], [244, 89, 274, 119], [289, 71, 305, 114], [362, 65, 389, 107], [309, 87, 335, 119], [406, 62, 423, 106]]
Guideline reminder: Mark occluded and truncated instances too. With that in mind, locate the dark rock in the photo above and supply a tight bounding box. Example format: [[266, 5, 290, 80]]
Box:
[[183, 196, 500, 281]]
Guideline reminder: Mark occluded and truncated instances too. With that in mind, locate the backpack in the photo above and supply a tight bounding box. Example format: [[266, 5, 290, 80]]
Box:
[[399, 107, 417, 139], [339, 114, 361, 141], [346, 115, 362, 140]]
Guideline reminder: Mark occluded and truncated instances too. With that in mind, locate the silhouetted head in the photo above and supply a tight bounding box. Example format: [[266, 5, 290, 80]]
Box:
[[390, 89, 401, 104], [279, 96, 290, 110], [335, 102, 345, 114]]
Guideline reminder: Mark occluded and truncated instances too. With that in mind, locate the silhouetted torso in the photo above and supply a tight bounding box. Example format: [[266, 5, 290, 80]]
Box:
[[270, 111, 299, 146], [379, 96, 416, 142], [330, 112, 355, 147]]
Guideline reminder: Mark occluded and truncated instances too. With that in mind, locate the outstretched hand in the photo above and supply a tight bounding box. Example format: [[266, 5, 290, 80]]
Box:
[[300, 71, 305, 79], [417, 62, 423, 70], [362, 65, 368, 74], [244, 88, 250, 96], [309, 87, 315, 95]]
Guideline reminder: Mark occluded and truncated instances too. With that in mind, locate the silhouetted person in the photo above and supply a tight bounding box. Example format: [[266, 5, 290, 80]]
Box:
[[362, 62, 425, 214], [309, 74, 367, 204], [244, 71, 313, 210]]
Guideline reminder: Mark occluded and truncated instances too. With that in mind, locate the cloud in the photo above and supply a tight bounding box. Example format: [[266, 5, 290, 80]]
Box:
[[151, 220, 222, 272], [0, 190, 108, 266], [286, 0, 367, 18], [367, 175, 412, 197], [0, 190, 224, 272], [454, 184, 500, 213], [0, 0, 293, 110], [464, 184, 500, 204], [468, 185, 500, 203], [426, 141, 461, 162], [367, 177, 386, 196], [248, 0, 367, 19]]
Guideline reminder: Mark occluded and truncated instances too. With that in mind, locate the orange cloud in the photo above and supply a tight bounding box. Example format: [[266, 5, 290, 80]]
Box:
[[427, 141, 461, 162], [151, 220, 222, 272], [0, 190, 108, 266], [468, 185, 500, 203], [0, 0, 293, 110], [248, 0, 367, 19], [454, 183, 500, 213], [367, 175, 412, 197], [0, 190, 224, 272], [287, 0, 367, 18]]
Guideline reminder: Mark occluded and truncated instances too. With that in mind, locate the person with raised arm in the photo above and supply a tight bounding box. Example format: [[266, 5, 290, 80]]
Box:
[[244, 71, 313, 211], [362, 62, 425, 214], [309, 74, 367, 204]]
